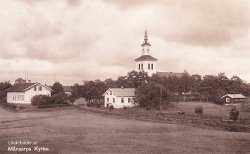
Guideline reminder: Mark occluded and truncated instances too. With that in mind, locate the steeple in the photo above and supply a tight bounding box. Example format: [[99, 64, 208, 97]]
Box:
[[141, 30, 151, 46], [144, 30, 148, 43], [135, 30, 157, 76]]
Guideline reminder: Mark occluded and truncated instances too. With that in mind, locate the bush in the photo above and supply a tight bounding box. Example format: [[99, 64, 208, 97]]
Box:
[[3, 103, 17, 109], [38, 104, 71, 109], [51, 92, 68, 104], [19, 106, 25, 109], [194, 105, 203, 115], [109, 105, 114, 110], [230, 105, 239, 121], [31, 94, 52, 106], [96, 103, 101, 108]]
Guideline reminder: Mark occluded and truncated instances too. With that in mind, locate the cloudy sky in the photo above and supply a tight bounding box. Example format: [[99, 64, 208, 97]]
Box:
[[0, 0, 250, 85]]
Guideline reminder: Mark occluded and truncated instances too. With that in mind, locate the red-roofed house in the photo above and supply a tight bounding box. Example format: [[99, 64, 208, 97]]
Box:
[[102, 88, 135, 108], [6, 82, 52, 104]]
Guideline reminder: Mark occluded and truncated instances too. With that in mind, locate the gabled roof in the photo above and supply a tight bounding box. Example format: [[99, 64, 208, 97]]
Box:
[[102, 88, 135, 97], [63, 86, 73, 92], [135, 55, 158, 62], [221, 94, 246, 99], [6, 83, 52, 92], [156, 72, 183, 78]]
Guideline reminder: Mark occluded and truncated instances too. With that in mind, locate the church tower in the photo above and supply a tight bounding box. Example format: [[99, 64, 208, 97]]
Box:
[[135, 30, 157, 76]]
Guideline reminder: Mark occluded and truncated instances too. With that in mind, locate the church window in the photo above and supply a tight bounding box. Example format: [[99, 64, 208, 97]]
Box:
[[139, 64, 140, 70], [141, 64, 143, 70], [113, 98, 115, 103], [107, 98, 109, 103], [148, 63, 150, 69], [147, 49, 149, 53], [151, 64, 153, 70]]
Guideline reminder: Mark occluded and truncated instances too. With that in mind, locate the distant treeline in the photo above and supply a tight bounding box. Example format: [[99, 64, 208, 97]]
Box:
[[70, 70, 250, 106]]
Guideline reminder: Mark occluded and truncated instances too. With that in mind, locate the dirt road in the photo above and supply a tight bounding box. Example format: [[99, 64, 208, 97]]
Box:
[[0, 107, 250, 153]]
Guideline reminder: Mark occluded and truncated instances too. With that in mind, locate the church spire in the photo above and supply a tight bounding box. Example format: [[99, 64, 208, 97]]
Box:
[[144, 30, 148, 43], [141, 30, 151, 46]]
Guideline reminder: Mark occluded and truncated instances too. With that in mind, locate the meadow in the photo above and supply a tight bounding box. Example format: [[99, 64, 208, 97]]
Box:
[[0, 100, 250, 153]]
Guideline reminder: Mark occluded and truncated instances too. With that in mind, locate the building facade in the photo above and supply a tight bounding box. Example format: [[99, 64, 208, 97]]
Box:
[[6, 82, 52, 104], [102, 88, 135, 108]]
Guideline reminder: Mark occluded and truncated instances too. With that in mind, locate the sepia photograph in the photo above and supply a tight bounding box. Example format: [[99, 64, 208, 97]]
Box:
[[0, 0, 250, 153]]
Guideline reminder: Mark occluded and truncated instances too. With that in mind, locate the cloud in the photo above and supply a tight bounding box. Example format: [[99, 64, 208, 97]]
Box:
[[103, 0, 250, 47]]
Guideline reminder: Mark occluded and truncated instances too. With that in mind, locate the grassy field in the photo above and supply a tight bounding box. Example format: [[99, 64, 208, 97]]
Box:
[[1, 105, 250, 153]]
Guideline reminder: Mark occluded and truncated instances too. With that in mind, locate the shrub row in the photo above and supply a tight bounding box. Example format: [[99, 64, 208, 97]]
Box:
[[3, 103, 17, 109], [37, 104, 71, 109]]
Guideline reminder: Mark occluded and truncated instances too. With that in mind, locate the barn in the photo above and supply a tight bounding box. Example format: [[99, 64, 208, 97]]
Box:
[[221, 94, 246, 104]]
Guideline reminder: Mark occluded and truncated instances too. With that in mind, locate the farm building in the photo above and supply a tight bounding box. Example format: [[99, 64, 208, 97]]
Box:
[[63, 86, 73, 95], [6, 82, 52, 104], [102, 88, 135, 108], [221, 94, 246, 104]]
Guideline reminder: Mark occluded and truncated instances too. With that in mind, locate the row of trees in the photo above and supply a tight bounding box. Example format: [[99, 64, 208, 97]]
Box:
[[70, 71, 250, 107]]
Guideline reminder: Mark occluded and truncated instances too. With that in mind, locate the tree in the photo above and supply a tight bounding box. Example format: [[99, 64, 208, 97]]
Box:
[[51, 92, 68, 104], [51, 82, 64, 95], [135, 82, 168, 108], [0, 81, 12, 103]]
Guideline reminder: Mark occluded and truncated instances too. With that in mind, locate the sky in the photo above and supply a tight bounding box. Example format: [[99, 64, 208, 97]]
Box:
[[0, 0, 250, 86]]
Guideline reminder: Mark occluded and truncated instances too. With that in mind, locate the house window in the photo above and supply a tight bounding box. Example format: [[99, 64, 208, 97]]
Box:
[[107, 98, 109, 103], [110, 91, 112, 95], [113, 98, 115, 103], [141, 64, 143, 70], [128, 98, 131, 103], [38, 86, 42, 91], [34, 87, 37, 91], [151, 64, 153, 70], [148, 63, 150, 69], [121, 98, 124, 103], [226, 98, 230, 102], [139, 64, 140, 70]]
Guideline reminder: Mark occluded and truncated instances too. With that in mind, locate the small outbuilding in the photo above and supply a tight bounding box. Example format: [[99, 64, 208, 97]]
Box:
[[102, 87, 135, 108], [221, 94, 246, 104]]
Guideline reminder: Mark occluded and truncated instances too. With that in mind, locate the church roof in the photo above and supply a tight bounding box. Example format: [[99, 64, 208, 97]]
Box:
[[141, 42, 151, 46], [156, 72, 184, 78], [135, 55, 158, 62]]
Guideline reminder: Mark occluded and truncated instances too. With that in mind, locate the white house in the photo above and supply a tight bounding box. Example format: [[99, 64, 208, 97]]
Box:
[[6, 82, 52, 104], [135, 30, 157, 76], [102, 88, 135, 108]]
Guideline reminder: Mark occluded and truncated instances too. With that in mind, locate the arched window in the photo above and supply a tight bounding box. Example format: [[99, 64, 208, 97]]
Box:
[[151, 64, 153, 70]]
